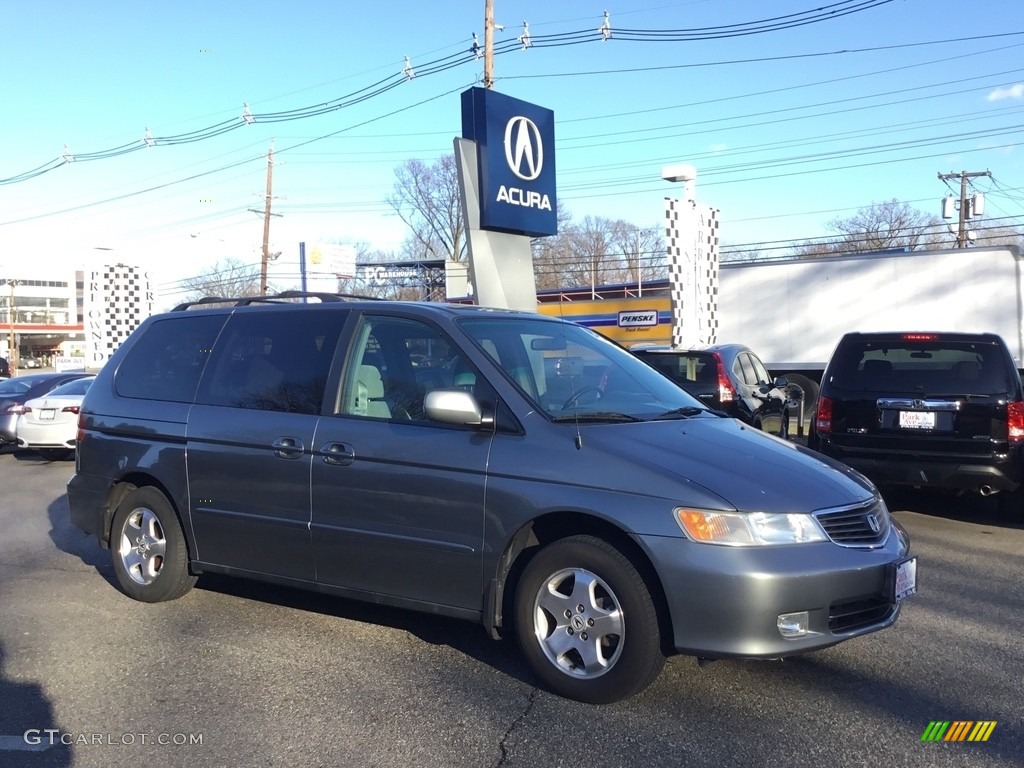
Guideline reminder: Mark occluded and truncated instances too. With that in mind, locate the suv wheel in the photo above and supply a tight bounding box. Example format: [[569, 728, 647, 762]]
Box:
[[514, 535, 664, 704], [111, 487, 197, 603]]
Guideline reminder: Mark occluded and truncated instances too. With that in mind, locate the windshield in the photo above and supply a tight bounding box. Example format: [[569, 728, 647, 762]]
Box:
[[458, 316, 706, 420]]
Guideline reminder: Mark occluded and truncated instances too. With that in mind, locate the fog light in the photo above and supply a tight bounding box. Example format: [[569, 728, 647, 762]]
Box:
[[777, 611, 810, 638]]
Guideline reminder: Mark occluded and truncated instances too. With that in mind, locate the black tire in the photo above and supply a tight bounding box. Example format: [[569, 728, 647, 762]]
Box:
[[110, 487, 196, 603], [39, 448, 72, 461], [514, 535, 665, 704]]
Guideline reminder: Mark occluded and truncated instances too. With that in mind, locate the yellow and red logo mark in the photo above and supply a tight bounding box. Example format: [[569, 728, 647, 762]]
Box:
[[921, 721, 997, 742]]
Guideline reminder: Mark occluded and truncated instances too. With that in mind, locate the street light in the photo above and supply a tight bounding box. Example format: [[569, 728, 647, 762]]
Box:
[[662, 163, 696, 202]]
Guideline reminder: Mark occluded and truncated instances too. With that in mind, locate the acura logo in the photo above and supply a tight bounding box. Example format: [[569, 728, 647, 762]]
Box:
[[504, 116, 543, 181]]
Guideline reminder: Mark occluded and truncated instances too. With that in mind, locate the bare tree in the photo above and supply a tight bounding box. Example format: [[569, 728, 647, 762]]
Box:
[[180, 258, 266, 300], [533, 211, 664, 291], [970, 221, 1024, 250], [532, 203, 577, 290], [609, 220, 664, 285], [388, 154, 466, 262], [789, 199, 945, 258]]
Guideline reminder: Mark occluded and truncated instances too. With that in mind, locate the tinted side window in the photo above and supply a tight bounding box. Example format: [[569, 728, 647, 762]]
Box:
[[735, 354, 758, 386], [115, 315, 225, 403], [196, 308, 347, 414], [749, 354, 772, 386]]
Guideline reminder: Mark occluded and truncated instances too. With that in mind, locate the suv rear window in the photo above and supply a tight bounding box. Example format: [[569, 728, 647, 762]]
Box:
[[634, 351, 716, 385], [827, 338, 1013, 395]]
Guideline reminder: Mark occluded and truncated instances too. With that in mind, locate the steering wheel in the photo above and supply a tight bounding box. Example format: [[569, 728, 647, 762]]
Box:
[[561, 386, 604, 410]]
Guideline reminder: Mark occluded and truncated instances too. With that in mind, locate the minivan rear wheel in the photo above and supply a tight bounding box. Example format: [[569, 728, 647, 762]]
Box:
[[111, 487, 196, 603], [514, 535, 664, 704]]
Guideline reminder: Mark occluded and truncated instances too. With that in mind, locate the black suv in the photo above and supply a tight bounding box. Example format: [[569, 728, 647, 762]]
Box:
[[808, 332, 1023, 517]]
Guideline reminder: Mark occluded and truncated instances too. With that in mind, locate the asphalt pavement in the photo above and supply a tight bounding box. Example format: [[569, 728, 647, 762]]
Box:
[[0, 445, 1021, 768]]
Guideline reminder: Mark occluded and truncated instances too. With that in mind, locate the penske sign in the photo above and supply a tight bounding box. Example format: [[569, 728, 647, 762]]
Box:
[[461, 87, 557, 237]]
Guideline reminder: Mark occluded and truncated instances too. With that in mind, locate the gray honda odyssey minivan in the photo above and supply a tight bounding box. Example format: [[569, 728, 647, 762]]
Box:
[[68, 294, 915, 704]]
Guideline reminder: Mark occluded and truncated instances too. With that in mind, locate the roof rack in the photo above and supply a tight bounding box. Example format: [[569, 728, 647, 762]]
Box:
[[171, 290, 382, 312]]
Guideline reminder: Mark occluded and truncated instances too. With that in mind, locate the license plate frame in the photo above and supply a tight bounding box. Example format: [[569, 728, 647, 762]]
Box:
[[39, 409, 57, 421], [893, 556, 917, 601], [898, 410, 935, 429]]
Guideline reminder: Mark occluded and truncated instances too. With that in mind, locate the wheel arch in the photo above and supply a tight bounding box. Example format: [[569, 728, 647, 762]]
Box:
[[488, 511, 675, 655], [100, 473, 190, 561]]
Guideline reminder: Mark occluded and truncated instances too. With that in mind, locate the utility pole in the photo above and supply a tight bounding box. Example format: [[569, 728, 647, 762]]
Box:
[[938, 170, 991, 248], [4, 279, 18, 371], [483, 0, 495, 88], [260, 141, 275, 294]]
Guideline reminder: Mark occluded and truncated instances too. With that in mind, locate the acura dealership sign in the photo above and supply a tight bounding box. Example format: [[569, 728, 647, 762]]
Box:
[[461, 87, 557, 237]]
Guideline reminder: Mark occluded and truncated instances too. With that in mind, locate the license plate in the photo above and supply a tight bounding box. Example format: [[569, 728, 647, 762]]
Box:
[[894, 557, 917, 601], [899, 411, 935, 429], [39, 409, 56, 421]]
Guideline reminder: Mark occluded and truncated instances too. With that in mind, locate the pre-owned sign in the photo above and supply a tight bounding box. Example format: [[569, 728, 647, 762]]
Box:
[[461, 87, 557, 237]]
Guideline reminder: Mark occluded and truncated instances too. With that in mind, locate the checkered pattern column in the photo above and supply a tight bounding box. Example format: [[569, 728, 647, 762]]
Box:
[[699, 207, 720, 344], [85, 265, 155, 364], [664, 198, 689, 349]]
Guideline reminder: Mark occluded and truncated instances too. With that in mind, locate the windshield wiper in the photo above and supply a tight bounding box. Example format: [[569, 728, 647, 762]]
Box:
[[655, 406, 713, 420], [551, 411, 642, 423]]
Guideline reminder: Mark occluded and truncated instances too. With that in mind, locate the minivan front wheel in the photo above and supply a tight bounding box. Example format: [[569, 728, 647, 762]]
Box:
[[111, 487, 196, 603], [514, 535, 664, 704]]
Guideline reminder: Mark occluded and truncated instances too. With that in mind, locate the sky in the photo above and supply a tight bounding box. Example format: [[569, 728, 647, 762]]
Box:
[[1, 0, 1022, 306]]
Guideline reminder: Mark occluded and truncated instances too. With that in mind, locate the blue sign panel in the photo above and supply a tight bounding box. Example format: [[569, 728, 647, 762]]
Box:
[[461, 87, 557, 237]]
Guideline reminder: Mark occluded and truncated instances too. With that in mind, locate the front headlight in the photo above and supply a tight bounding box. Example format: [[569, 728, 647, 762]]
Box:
[[675, 508, 828, 546]]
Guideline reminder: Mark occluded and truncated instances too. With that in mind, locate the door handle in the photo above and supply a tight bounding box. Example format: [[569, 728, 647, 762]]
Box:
[[271, 437, 305, 460], [319, 442, 355, 466]]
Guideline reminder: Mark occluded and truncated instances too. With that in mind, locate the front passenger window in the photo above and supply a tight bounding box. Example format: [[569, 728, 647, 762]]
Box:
[[337, 315, 476, 421]]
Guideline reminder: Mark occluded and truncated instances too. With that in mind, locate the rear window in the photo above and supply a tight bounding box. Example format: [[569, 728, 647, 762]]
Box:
[[634, 351, 717, 386], [828, 338, 1013, 395]]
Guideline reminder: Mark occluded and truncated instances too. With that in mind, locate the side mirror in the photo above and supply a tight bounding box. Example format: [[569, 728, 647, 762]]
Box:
[[424, 388, 493, 428]]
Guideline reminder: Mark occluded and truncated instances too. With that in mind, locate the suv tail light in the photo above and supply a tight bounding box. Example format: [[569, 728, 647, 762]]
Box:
[[815, 395, 833, 434], [1008, 400, 1024, 444], [711, 351, 736, 403], [5, 404, 28, 415]]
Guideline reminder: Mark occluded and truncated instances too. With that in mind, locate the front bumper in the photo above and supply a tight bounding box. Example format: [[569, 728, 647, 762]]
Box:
[[638, 521, 912, 658]]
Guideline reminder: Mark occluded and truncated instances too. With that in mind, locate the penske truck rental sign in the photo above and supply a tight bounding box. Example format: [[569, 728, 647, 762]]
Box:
[[461, 87, 557, 238]]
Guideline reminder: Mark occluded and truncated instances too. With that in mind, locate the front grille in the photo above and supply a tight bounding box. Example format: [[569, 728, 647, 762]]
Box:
[[829, 595, 895, 633], [815, 500, 889, 547]]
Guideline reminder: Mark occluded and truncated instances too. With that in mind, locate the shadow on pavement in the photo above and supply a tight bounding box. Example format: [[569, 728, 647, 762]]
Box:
[[195, 572, 535, 687], [0, 643, 73, 767]]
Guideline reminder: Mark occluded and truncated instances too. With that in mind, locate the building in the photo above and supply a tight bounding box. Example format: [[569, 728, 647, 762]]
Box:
[[1, 265, 154, 370]]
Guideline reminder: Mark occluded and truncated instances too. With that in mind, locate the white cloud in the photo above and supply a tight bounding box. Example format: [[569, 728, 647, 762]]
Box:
[[709, 143, 729, 154], [987, 83, 1024, 101]]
